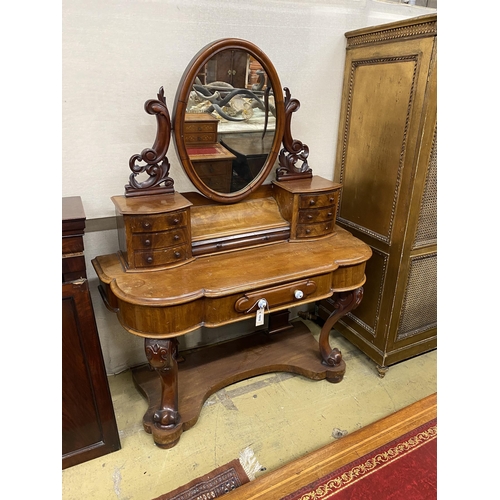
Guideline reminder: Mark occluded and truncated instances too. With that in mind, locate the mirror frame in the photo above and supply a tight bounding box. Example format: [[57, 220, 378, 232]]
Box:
[[173, 38, 285, 204]]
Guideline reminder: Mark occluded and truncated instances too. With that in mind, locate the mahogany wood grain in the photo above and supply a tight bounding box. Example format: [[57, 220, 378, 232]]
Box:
[[276, 87, 313, 181], [125, 87, 175, 197], [93, 227, 370, 338], [190, 196, 288, 241], [223, 392, 437, 500], [272, 177, 342, 240], [94, 176, 371, 448], [62, 196, 87, 282], [62, 197, 120, 469], [92, 33, 375, 451], [318, 288, 364, 366], [113, 193, 194, 271], [145, 338, 180, 428], [112, 191, 193, 215], [234, 279, 318, 313], [62, 281, 121, 468]]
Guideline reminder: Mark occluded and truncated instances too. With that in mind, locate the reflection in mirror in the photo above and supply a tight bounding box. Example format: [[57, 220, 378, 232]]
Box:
[[184, 49, 276, 194]]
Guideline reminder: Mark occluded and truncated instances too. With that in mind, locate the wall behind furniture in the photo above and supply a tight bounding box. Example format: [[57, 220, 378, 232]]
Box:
[[62, 0, 436, 375]]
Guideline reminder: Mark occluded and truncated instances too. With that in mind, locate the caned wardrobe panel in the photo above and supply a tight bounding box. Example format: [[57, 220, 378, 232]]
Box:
[[320, 14, 437, 375]]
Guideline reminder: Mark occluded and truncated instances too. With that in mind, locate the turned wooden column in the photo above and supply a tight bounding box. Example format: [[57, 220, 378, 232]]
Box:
[[144, 338, 180, 428], [318, 287, 364, 368]]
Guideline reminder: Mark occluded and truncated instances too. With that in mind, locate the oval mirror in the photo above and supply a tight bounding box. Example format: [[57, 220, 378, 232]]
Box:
[[173, 39, 285, 203]]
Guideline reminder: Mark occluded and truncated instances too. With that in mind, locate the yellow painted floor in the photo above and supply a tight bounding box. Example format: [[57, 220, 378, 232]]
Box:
[[62, 320, 437, 499]]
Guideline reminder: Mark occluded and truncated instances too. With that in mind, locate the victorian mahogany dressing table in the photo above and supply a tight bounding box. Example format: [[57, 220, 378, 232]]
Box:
[[93, 39, 371, 448]]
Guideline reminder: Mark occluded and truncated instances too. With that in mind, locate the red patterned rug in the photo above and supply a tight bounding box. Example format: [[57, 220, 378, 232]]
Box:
[[282, 418, 437, 500], [154, 395, 437, 500]]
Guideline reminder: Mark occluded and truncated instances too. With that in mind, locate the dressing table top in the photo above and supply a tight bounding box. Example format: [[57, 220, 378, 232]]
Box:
[[95, 225, 370, 308]]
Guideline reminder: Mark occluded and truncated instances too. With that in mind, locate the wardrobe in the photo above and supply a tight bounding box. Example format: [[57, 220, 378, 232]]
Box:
[[318, 14, 437, 376]]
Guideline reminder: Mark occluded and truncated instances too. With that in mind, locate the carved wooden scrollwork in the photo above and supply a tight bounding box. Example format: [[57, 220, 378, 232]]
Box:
[[125, 87, 175, 197], [318, 287, 364, 366], [145, 337, 180, 428], [276, 87, 313, 181]]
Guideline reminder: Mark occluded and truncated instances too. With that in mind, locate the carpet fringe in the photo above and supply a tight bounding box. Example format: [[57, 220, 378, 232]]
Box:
[[238, 446, 263, 481]]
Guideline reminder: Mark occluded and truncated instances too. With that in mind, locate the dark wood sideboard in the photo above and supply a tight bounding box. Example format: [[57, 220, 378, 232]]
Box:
[[62, 196, 120, 469]]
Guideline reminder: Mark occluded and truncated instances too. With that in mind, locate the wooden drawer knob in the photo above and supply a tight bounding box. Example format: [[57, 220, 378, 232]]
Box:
[[144, 239, 151, 246], [146, 256, 153, 264]]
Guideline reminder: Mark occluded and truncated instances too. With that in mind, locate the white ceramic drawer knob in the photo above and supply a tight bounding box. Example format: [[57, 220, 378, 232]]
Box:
[[294, 290, 304, 300], [257, 298, 268, 309]]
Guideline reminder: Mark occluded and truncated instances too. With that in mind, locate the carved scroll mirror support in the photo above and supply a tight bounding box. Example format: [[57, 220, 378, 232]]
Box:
[[125, 87, 175, 197], [276, 87, 313, 181], [123, 42, 314, 199]]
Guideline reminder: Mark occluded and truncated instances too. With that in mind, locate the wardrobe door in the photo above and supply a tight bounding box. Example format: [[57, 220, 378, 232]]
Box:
[[319, 14, 437, 376]]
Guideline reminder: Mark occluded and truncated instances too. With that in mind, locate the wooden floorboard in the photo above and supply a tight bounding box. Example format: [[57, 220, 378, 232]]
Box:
[[224, 392, 437, 500]]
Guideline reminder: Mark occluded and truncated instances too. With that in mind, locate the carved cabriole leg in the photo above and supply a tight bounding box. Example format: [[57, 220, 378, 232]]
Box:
[[144, 338, 180, 428], [318, 287, 364, 380]]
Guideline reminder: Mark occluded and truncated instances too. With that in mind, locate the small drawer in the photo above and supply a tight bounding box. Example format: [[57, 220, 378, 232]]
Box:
[[299, 191, 338, 210], [298, 206, 336, 224], [134, 245, 188, 268], [62, 254, 86, 281], [296, 221, 334, 239], [62, 235, 84, 255], [131, 228, 188, 250], [184, 121, 218, 134], [234, 279, 318, 313], [184, 132, 218, 144], [128, 210, 188, 233]]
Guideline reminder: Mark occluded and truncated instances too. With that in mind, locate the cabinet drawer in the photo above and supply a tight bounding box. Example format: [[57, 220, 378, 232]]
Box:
[[234, 279, 319, 313], [298, 206, 336, 224], [296, 221, 334, 239], [62, 235, 84, 255], [184, 121, 218, 134], [131, 228, 189, 250], [62, 254, 87, 281], [299, 191, 338, 210], [184, 132, 218, 144], [134, 245, 188, 268], [128, 211, 187, 233]]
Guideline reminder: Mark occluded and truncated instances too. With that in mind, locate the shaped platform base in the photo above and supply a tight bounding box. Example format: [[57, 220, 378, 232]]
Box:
[[132, 320, 345, 448]]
